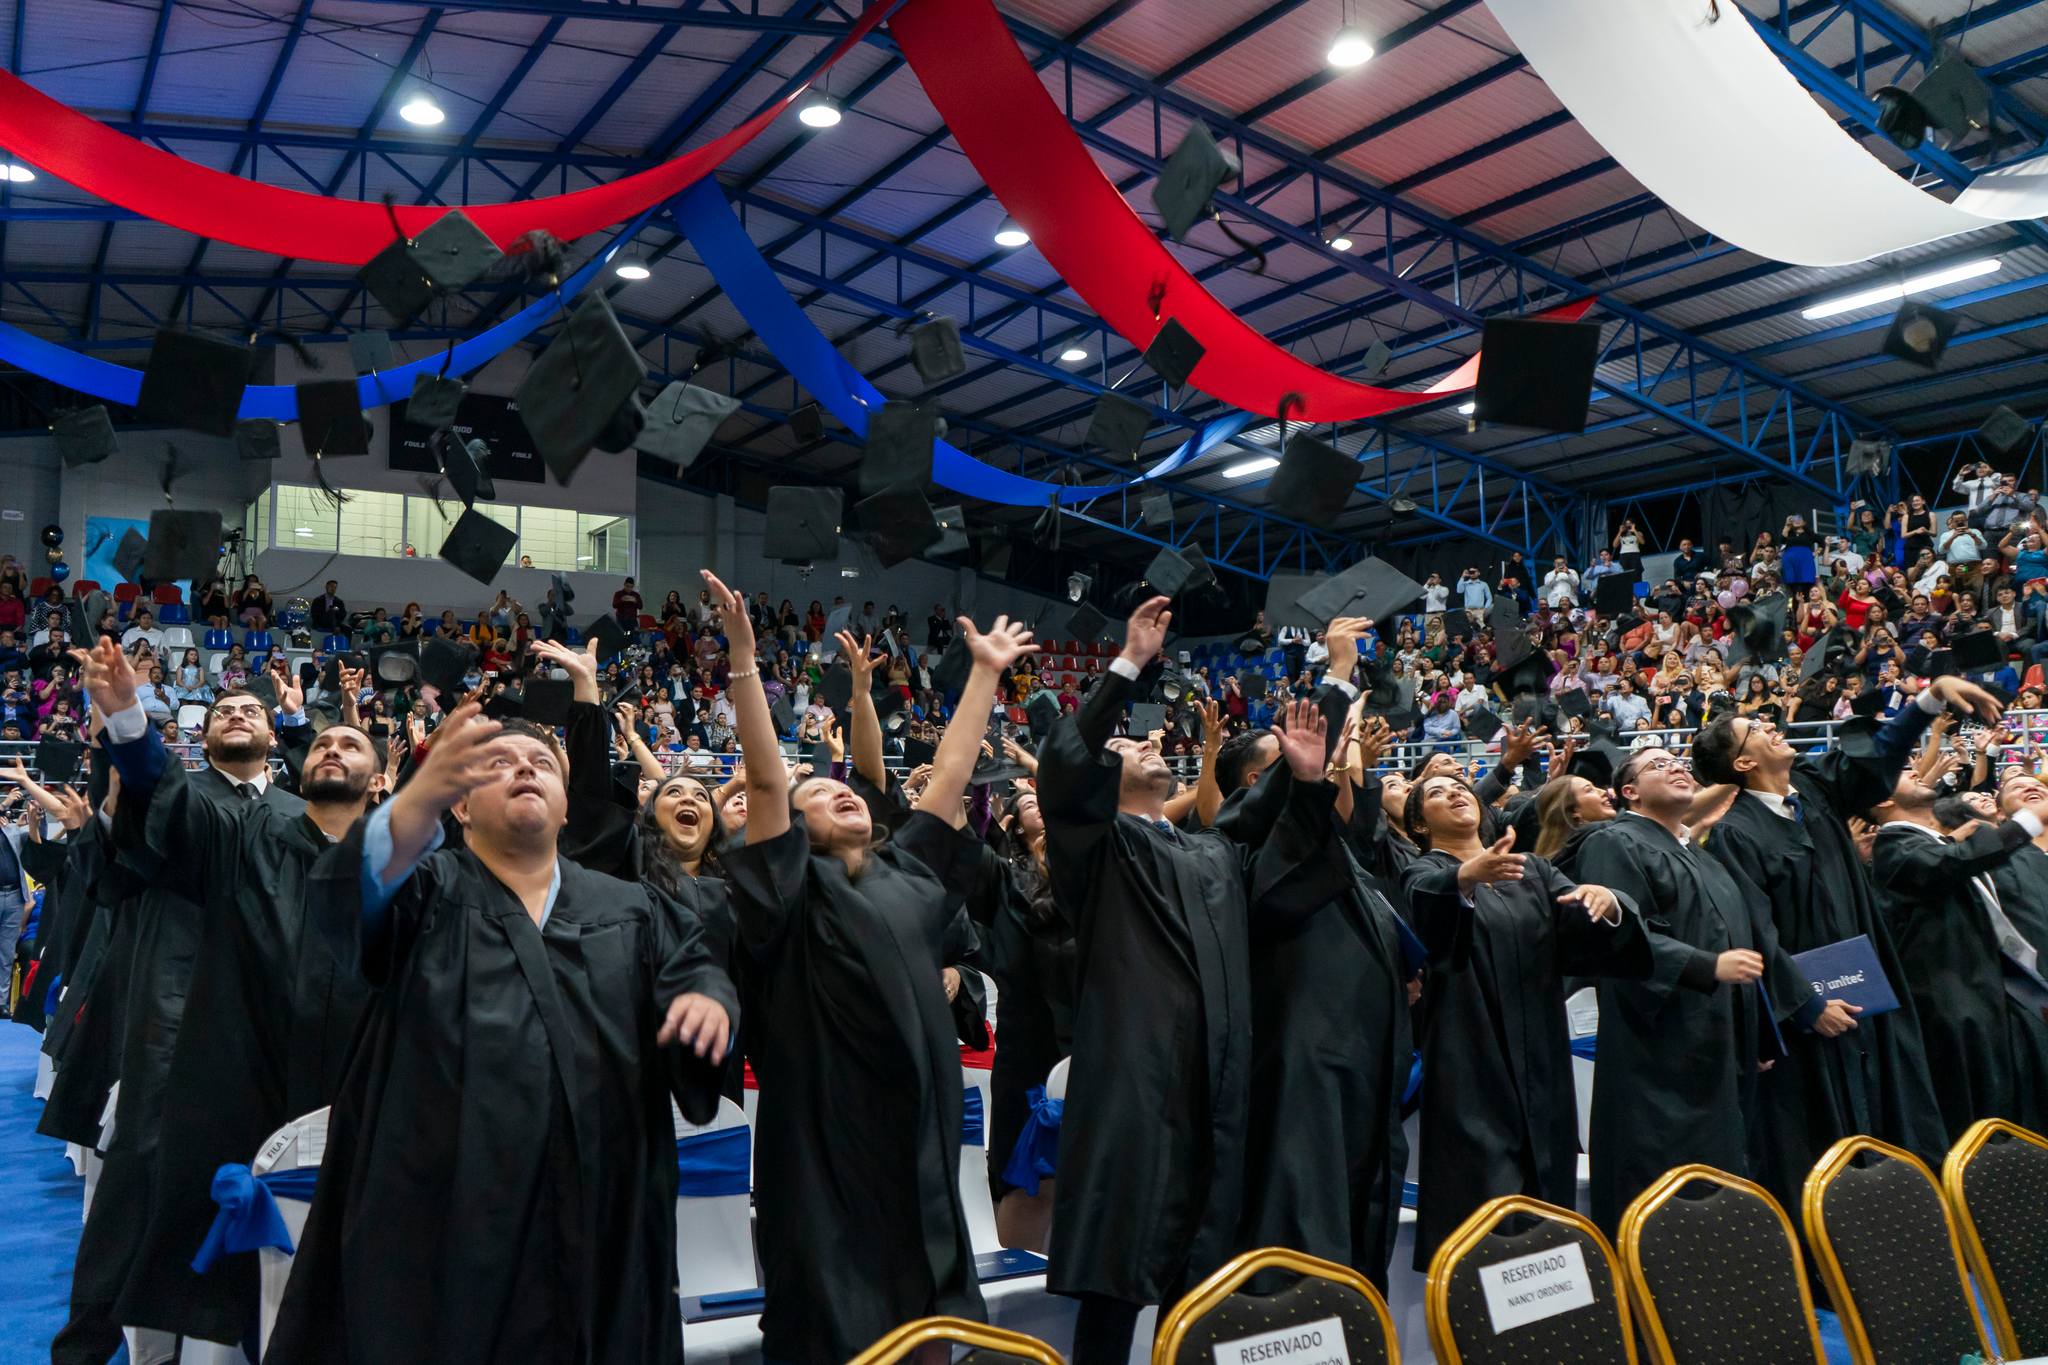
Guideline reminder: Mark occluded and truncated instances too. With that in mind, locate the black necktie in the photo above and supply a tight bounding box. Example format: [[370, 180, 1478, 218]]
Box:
[[236, 781, 257, 802]]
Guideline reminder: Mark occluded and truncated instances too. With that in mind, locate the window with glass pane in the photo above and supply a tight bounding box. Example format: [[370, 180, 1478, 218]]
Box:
[[518, 505, 580, 572], [250, 490, 269, 554], [406, 496, 516, 567], [578, 514, 632, 576], [274, 485, 338, 552], [339, 490, 406, 558]]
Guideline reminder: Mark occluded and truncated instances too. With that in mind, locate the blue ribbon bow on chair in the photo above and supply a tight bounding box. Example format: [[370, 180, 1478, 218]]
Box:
[[191, 1164, 317, 1272], [1570, 1034, 1598, 1061], [962, 1086, 986, 1148], [1000, 1086, 1062, 1196], [674, 1126, 752, 1199]]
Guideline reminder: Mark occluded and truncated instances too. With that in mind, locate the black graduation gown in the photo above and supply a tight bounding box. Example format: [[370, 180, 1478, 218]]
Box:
[[13, 828, 74, 1027], [1039, 667, 1254, 1305], [266, 834, 737, 1365], [723, 811, 986, 1363], [1401, 851, 1653, 1267], [36, 824, 122, 1148], [983, 853, 1077, 1200], [1872, 820, 2048, 1143], [1989, 842, 2048, 1132], [1703, 755, 1946, 1220], [1573, 814, 1804, 1234], [1238, 768, 1414, 1291], [106, 757, 372, 1344]]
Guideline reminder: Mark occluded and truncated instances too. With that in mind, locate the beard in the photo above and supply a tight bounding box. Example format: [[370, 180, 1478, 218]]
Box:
[[206, 733, 269, 766], [303, 768, 371, 803]]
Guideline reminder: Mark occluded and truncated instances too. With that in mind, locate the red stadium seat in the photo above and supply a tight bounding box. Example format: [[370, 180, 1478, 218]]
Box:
[[29, 578, 51, 598], [71, 579, 101, 598], [152, 583, 184, 605]]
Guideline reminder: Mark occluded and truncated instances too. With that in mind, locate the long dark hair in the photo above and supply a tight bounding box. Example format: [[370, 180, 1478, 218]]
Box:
[[635, 774, 726, 894]]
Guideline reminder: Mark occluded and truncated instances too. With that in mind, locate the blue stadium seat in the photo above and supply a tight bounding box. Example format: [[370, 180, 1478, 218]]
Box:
[[159, 604, 190, 625], [322, 633, 350, 652], [203, 629, 232, 650], [244, 630, 273, 652]]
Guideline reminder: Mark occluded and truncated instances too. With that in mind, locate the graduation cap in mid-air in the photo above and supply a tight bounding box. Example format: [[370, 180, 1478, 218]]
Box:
[[855, 486, 943, 568], [34, 736, 85, 784], [636, 381, 740, 469], [368, 642, 419, 687], [1128, 701, 1168, 737], [437, 433, 495, 509], [1067, 601, 1110, 644], [769, 696, 798, 735], [1471, 318, 1602, 435], [1026, 691, 1062, 738], [929, 635, 971, 697], [788, 401, 825, 444], [1144, 543, 1216, 599], [51, 405, 118, 468], [1881, 300, 1957, 370], [819, 661, 854, 711], [1977, 405, 2033, 460], [136, 330, 254, 437], [234, 419, 281, 462], [929, 505, 971, 559], [1140, 318, 1205, 389], [439, 508, 516, 585], [584, 613, 630, 662], [1151, 121, 1240, 243], [347, 330, 395, 375], [1269, 432, 1358, 529], [296, 379, 373, 457], [417, 636, 477, 698], [1489, 597, 1536, 670], [112, 528, 149, 585], [1726, 594, 1789, 664], [860, 400, 939, 496], [1591, 572, 1642, 617], [68, 590, 112, 646], [908, 316, 967, 387], [1951, 627, 2006, 672], [1463, 707, 1504, 743], [357, 209, 503, 326], [1848, 686, 1890, 720], [1236, 671, 1269, 701], [1568, 734, 1631, 789], [141, 509, 221, 585], [1262, 571, 1323, 630], [1297, 558, 1424, 626], [764, 486, 843, 563], [407, 373, 468, 432], [514, 293, 646, 482], [1140, 492, 1175, 529], [1086, 391, 1150, 460], [1360, 339, 1392, 378]]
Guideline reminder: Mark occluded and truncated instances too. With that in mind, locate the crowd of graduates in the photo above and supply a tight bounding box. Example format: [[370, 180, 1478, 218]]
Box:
[[2, 487, 2047, 1365]]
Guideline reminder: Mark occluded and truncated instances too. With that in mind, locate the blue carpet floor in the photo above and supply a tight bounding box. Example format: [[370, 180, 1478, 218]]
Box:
[[0, 1023, 84, 1365]]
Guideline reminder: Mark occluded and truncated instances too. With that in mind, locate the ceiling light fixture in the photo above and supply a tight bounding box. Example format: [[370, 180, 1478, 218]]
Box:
[[1059, 346, 1089, 362], [398, 95, 445, 127], [1801, 256, 2001, 320], [798, 93, 843, 128], [994, 216, 1030, 248], [1223, 455, 1281, 479], [1, 163, 35, 183], [1327, 25, 1376, 68], [614, 255, 651, 281], [1328, 235, 1353, 252], [1457, 401, 1476, 416]]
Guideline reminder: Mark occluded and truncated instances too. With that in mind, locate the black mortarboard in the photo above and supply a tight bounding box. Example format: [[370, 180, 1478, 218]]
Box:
[[1463, 708, 1503, 742], [68, 589, 111, 646], [1269, 432, 1357, 528], [141, 509, 221, 583], [1591, 572, 1641, 616], [112, 528, 148, 584], [930, 505, 971, 558], [908, 316, 967, 387], [514, 293, 646, 482], [1849, 685, 1888, 719], [871, 684, 907, 722], [1298, 558, 1424, 625], [1086, 391, 1150, 460], [972, 750, 1029, 786], [764, 486, 843, 563], [930, 635, 971, 697], [52, 405, 118, 468], [1801, 628, 1844, 680], [585, 613, 629, 661], [407, 373, 467, 432], [1568, 734, 1630, 788], [820, 661, 854, 710], [1832, 714, 1886, 760], [357, 209, 502, 326], [1472, 318, 1602, 434], [369, 641, 418, 686], [769, 696, 797, 734], [1262, 572, 1322, 630], [348, 330, 395, 374], [1491, 597, 1536, 669], [1727, 594, 1789, 664], [296, 379, 372, 457], [860, 400, 937, 495], [1556, 688, 1592, 719], [788, 401, 825, 443], [549, 573, 575, 609], [901, 736, 937, 769], [1067, 602, 1109, 642], [1026, 691, 1061, 737], [1372, 707, 1421, 733], [1977, 405, 2032, 459], [436, 433, 490, 508], [235, 418, 281, 461], [1140, 492, 1175, 529], [1236, 670, 1269, 700], [1881, 300, 1956, 370], [636, 381, 739, 468], [34, 736, 84, 784], [511, 678, 578, 727], [593, 393, 645, 454], [438, 508, 515, 586], [418, 636, 476, 696], [1498, 652, 1551, 698], [856, 486, 942, 567], [1151, 121, 1239, 242], [137, 330, 253, 436], [1951, 627, 2005, 671], [1128, 702, 1168, 737], [1145, 544, 1214, 598], [1140, 318, 1204, 389]]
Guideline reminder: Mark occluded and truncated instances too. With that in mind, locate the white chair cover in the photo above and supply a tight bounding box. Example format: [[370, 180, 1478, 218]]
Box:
[[177, 704, 208, 733], [159, 626, 196, 650], [672, 1097, 759, 1298], [253, 1107, 330, 1357], [35, 1050, 54, 1100], [1567, 986, 1598, 1155], [959, 1065, 1000, 1256], [1045, 1056, 1070, 1103]]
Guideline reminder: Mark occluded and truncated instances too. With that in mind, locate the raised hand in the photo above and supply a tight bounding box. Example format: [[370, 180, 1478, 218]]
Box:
[[1930, 675, 2006, 724], [1001, 734, 1039, 775], [1323, 615, 1372, 681], [1271, 698, 1330, 780], [1119, 595, 1173, 669], [960, 614, 1038, 674], [657, 991, 732, 1063], [836, 631, 886, 685], [1356, 715, 1392, 768], [700, 570, 755, 659], [1198, 698, 1224, 750], [272, 659, 304, 716], [1499, 721, 1543, 769], [823, 714, 845, 763], [405, 701, 503, 813], [74, 636, 138, 717], [1457, 830, 1526, 894]]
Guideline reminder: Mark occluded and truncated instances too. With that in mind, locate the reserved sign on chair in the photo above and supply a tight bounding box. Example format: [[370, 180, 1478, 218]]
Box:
[[1210, 1314, 1349, 1365], [1477, 1242, 1596, 1332]]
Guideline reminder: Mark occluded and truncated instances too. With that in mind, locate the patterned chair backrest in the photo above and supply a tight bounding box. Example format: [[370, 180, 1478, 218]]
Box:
[[1619, 1166, 1825, 1365], [1427, 1197, 1634, 1365], [1804, 1135, 1991, 1365], [1154, 1248, 1398, 1365], [848, 1317, 1062, 1365], [1943, 1118, 2048, 1360]]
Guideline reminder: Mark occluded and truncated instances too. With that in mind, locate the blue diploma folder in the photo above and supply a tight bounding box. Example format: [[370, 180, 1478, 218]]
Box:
[[1791, 935, 1899, 1018]]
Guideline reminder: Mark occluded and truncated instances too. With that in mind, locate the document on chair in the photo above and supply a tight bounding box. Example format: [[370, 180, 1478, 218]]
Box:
[[1477, 1242, 1596, 1333], [1210, 1314, 1349, 1365]]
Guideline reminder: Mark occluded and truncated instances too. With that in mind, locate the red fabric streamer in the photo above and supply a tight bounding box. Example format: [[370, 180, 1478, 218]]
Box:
[[891, 0, 1593, 421], [0, 1, 889, 265]]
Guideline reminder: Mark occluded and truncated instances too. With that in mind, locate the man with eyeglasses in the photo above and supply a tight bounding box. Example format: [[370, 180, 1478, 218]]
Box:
[[1689, 673, 2003, 1228], [1573, 748, 1808, 1236]]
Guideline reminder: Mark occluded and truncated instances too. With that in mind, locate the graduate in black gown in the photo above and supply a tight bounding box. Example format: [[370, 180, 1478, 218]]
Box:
[[71, 636, 383, 1348], [1867, 768, 2048, 1143], [53, 678, 305, 1365], [267, 702, 737, 1365], [1399, 772, 1655, 1267], [1572, 749, 1808, 1235], [711, 571, 1024, 1363], [1691, 676, 1999, 1219], [1990, 772, 2048, 1131]]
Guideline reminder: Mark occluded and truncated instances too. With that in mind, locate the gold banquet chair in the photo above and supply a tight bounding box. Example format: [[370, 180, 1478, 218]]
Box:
[[1151, 1246, 1399, 1365], [1425, 1195, 1636, 1364], [1617, 1164, 1826, 1364], [1803, 1135, 1995, 1365], [849, 1317, 1065, 1365], [1943, 1118, 2048, 1360]]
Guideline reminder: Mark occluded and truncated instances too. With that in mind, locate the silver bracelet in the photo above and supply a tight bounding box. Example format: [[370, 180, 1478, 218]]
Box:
[[728, 667, 758, 681]]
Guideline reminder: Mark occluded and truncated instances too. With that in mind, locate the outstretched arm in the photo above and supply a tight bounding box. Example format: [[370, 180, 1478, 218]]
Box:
[[703, 571, 789, 844], [836, 630, 890, 791], [918, 615, 1035, 827]]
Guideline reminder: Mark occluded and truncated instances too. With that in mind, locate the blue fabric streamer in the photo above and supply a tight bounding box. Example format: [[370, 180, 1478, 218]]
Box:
[[191, 1163, 313, 1272], [1403, 1054, 1423, 1106], [671, 177, 1252, 507], [999, 1084, 1061, 1196], [674, 1125, 751, 1199], [1570, 1033, 1597, 1061], [962, 1085, 985, 1147], [0, 210, 652, 421]]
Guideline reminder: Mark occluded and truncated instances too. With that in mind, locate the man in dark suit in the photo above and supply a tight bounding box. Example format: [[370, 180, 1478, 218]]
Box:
[[309, 579, 349, 634]]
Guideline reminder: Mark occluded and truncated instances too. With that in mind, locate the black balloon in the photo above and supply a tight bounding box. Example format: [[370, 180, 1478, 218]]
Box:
[[41, 523, 63, 548]]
